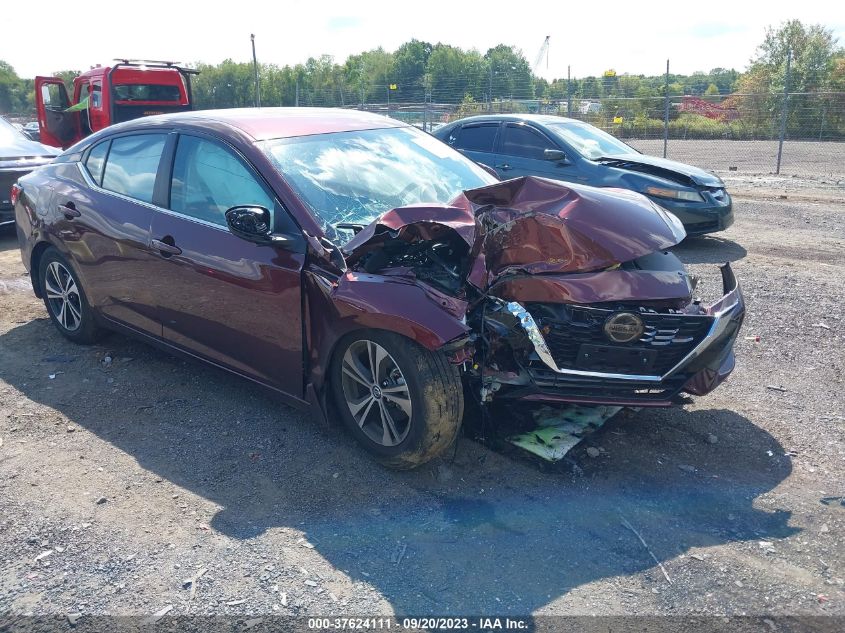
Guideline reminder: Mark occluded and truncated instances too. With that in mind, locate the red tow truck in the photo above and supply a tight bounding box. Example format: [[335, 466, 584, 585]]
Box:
[[35, 59, 198, 149]]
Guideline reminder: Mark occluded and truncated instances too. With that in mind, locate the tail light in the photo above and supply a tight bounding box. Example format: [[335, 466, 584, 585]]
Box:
[[10, 183, 22, 206]]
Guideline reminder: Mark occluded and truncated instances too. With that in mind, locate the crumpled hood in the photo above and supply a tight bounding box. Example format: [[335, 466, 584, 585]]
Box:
[[344, 176, 686, 289], [599, 153, 723, 187]]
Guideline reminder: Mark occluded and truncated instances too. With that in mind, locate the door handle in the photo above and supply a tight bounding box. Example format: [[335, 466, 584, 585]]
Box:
[[58, 203, 80, 219], [150, 238, 182, 256], [496, 164, 511, 171]]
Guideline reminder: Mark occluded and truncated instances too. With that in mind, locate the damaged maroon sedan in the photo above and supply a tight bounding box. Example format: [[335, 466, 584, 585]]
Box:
[[14, 109, 744, 468]]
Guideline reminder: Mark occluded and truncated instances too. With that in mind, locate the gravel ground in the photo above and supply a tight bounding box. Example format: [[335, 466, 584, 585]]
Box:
[[0, 194, 844, 623]]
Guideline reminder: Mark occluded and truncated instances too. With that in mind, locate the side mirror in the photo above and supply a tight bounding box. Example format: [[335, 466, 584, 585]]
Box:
[[543, 148, 568, 163], [225, 205, 275, 243]]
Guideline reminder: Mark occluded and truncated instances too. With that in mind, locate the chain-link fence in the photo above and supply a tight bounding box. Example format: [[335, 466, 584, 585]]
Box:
[[341, 91, 845, 181], [8, 70, 844, 181]]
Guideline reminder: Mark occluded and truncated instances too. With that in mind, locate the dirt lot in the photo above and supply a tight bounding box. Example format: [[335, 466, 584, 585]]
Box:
[[627, 139, 845, 185], [0, 194, 844, 623]]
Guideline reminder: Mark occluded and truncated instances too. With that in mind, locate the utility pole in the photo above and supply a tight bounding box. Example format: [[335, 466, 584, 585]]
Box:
[[567, 65, 572, 117], [776, 48, 792, 174], [488, 64, 493, 112], [295, 79, 299, 107], [360, 63, 365, 110], [250, 34, 261, 108], [663, 59, 669, 158]]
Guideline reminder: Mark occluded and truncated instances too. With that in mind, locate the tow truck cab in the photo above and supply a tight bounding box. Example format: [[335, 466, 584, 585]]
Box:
[[35, 60, 198, 149]]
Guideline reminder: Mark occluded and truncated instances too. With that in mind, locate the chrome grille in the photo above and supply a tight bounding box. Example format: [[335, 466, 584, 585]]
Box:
[[525, 304, 714, 376]]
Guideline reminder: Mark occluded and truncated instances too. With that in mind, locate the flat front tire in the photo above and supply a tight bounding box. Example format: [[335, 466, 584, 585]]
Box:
[[331, 330, 464, 469]]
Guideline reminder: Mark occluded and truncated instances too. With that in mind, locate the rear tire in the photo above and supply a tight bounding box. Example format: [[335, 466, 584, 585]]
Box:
[[331, 330, 464, 469], [38, 247, 100, 344]]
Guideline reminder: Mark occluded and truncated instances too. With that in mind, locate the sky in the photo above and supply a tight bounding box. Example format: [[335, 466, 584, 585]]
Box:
[[4, 0, 844, 80]]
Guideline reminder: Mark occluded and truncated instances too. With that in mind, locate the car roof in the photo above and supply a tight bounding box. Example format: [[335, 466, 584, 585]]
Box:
[[101, 107, 408, 142], [446, 113, 582, 126]]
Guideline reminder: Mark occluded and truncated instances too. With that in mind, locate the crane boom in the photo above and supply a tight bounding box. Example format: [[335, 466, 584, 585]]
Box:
[[533, 36, 550, 72]]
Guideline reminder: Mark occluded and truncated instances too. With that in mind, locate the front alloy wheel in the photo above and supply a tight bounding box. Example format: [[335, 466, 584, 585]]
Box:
[[331, 330, 464, 469], [341, 340, 413, 447]]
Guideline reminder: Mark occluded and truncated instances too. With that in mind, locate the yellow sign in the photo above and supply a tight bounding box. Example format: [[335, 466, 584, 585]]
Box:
[[613, 116, 623, 124], [603, 69, 617, 77], [389, 84, 397, 90]]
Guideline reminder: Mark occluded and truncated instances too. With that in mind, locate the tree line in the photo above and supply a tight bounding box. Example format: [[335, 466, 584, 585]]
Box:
[[1, 20, 842, 118]]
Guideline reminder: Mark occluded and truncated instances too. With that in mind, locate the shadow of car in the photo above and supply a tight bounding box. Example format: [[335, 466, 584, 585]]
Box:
[[0, 316, 798, 616], [433, 114, 734, 237]]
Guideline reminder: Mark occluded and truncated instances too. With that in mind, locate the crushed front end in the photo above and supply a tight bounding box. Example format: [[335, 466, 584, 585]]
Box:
[[341, 176, 744, 411], [475, 262, 744, 407]]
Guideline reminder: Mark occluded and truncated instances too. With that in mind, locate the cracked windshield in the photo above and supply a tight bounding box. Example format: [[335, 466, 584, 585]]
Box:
[[261, 126, 494, 244]]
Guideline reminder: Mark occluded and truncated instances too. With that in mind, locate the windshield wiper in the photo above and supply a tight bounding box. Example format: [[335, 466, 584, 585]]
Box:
[[335, 223, 366, 235]]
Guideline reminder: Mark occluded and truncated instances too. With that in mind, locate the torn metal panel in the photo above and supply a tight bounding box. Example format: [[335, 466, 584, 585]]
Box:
[[507, 404, 623, 461], [488, 269, 693, 307], [461, 177, 687, 284], [345, 176, 687, 292], [308, 175, 742, 411]]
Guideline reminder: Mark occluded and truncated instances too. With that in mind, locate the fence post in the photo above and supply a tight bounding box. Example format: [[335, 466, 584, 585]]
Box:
[[663, 59, 669, 158], [819, 104, 826, 141], [776, 48, 791, 175]]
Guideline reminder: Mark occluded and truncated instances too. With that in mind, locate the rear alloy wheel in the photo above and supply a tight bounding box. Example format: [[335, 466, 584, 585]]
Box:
[[39, 248, 100, 344], [331, 331, 464, 469]]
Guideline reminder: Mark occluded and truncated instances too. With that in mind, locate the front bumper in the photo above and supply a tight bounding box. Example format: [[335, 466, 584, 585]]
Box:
[[503, 263, 744, 406], [652, 191, 734, 236]]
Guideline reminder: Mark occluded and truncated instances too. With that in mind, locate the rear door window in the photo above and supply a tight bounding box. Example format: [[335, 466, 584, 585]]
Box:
[[169, 135, 275, 227], [453, 124, 498, 154], [101, 134, 167, 204], [84, 140, 110, 186], [500, 124, 558, 160]]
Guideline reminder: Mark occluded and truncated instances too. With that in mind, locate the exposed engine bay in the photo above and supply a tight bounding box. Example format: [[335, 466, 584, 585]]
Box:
[[333, 176, 745, 408]]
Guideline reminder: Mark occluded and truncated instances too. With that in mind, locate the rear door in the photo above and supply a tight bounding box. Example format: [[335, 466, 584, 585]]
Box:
[[496, 123, 579, 182], [446, 122, 500, 172], [63, 133, 167, 335], [35, 77, 81, 149], [148, 133, 306, 395]]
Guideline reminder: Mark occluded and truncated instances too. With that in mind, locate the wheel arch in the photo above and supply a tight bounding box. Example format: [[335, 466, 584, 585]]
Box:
[[303, 271, 470, 398], [29, 241, 54, 298]]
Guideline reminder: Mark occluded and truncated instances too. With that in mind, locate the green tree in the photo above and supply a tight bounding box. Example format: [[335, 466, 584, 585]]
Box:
[[484, 44, 533, 100], [740, 20, 842, 93], [0, 61, 30, 114], [394, 39, 432, 99]]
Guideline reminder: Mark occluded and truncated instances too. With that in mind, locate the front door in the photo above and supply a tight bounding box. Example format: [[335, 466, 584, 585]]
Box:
[[148, 134, 305, 395], [35, 77, 81, 149], [495, 123, 579, 183]]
